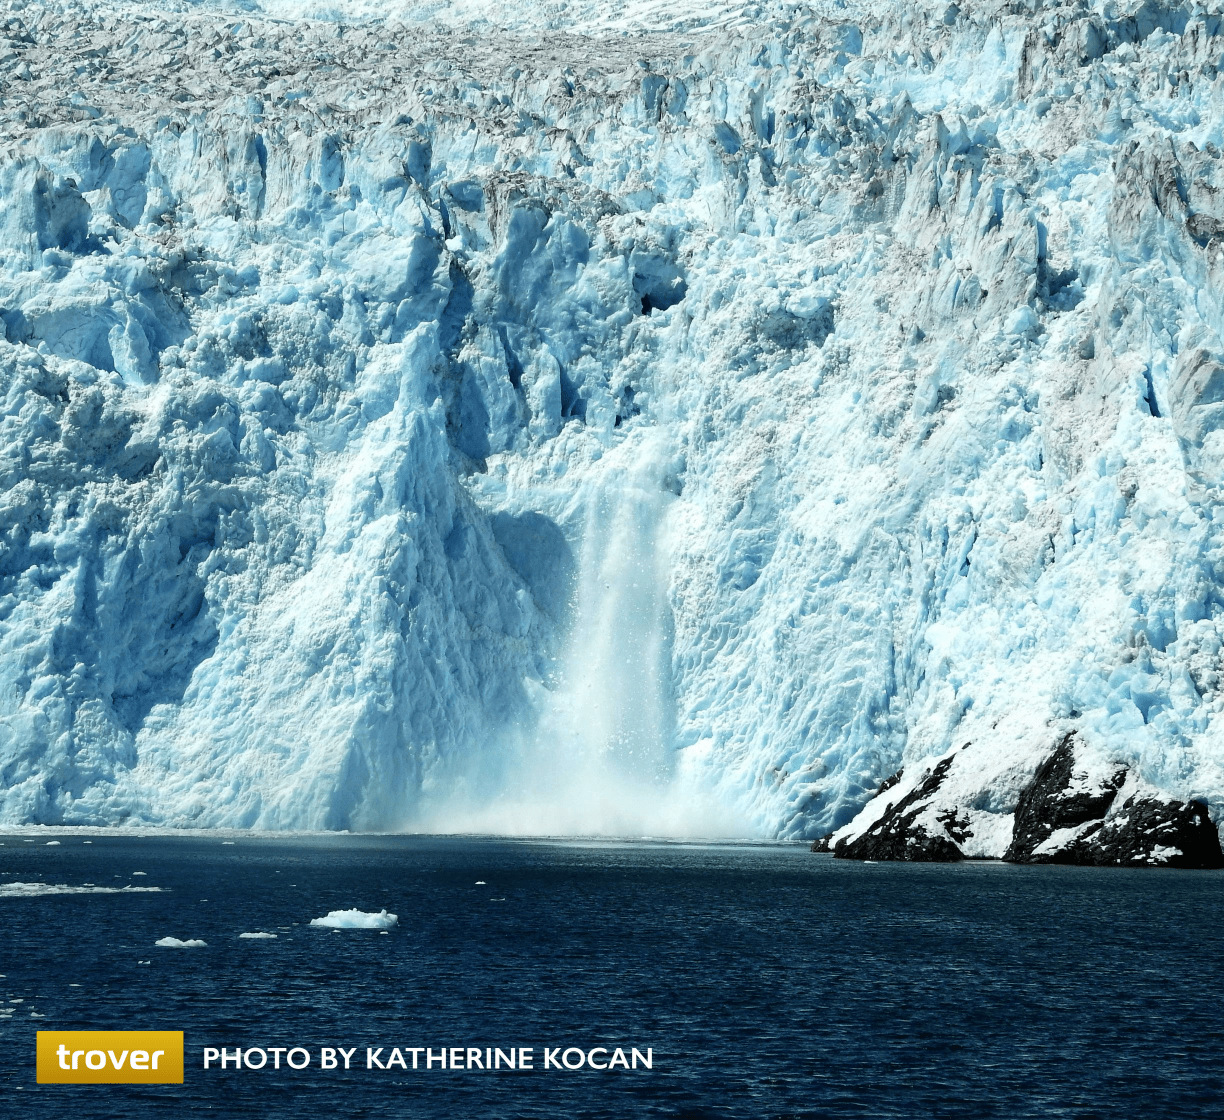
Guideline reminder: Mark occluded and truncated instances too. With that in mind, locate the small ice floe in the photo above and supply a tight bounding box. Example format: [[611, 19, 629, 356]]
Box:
[[29, 1013, 43, 1018], [309, 908, 398, 930], [155, 937, 207, 948], [0, 882, 164, 898], [475, 881, 486, 885], [221, 842, 234, 846], [239, 932, 277, 939], [45, 842, 60, 846], [132, 872, 147, 876], [82, 842, 91, 845], [379, 931, 389, 935]]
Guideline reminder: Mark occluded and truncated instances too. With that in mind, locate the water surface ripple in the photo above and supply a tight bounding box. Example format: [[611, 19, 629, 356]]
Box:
[[0, 836, 1220, 1118]]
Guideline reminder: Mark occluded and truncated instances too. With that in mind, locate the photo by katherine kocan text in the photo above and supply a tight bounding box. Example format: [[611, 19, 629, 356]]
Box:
[[202, 1046, 654, 1072]]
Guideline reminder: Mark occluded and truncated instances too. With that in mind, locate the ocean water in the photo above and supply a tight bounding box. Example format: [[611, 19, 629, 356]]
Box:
[[0, 835, 1221, 1119]]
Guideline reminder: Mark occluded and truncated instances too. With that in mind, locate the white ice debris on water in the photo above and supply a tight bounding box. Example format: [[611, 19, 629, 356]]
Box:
[[0, 882, 164, 897], [155, 936, 207, 948], [2, 0, 1224, 843], [238, 931, 278, 938], [310, 908, 399, 929]]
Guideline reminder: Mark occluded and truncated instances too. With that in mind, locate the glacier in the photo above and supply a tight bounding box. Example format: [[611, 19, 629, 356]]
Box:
[[2, 0, 1224, 847]]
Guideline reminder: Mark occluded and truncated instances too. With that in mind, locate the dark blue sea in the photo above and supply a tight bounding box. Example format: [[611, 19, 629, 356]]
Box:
[[1, 834, 1221, 1119]]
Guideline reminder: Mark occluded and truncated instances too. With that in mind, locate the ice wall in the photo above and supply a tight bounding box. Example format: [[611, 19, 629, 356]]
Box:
[[3, 0, 1224, 837]]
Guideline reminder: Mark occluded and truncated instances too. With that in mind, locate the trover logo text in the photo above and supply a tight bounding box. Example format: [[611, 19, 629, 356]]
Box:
[[36, 1031, 185, 1084]]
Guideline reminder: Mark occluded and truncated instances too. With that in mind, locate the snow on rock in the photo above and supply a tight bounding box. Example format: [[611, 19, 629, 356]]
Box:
[[830, 733, 1224, 866], [1003, 734, 1128, 861], [155, 936, 208, 947], [309, 908, 398, 929], [1, 1, 1224, 842]]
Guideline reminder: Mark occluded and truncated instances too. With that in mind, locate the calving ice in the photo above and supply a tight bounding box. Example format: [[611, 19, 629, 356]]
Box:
[[203, 1045, 654, 1070]]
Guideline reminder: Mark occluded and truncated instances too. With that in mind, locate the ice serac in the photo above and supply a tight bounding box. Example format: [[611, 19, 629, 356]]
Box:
[[3, 1, 1224, 844]]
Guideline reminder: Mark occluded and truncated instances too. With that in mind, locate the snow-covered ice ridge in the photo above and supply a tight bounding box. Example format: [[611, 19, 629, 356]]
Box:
[[4, 0, 1224, 846]]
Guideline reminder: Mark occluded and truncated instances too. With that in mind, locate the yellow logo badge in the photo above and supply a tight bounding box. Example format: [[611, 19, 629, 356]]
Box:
[[37, 1031, 184, 1084]]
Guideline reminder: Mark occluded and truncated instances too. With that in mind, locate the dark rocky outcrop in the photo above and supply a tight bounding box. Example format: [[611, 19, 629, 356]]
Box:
[[876, 768, 904, 795], [833, 755, 964, 862], [1005, 734, 1224, 868], [1003, 733, 1127, 862], [823, 732, 1224, 868], [1060, 795, 1224, 868]]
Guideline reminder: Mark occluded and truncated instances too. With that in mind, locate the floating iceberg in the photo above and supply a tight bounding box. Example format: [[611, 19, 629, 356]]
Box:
[[155, 936, 207, 948], [238, 932, 278, 939], [309, 909, 398, 930]]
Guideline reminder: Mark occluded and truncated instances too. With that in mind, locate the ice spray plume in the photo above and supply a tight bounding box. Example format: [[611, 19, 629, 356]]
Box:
[[414, 427, 749, 837]]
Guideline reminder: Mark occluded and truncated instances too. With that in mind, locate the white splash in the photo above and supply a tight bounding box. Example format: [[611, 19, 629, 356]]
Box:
[[424, 429, 747, 836]]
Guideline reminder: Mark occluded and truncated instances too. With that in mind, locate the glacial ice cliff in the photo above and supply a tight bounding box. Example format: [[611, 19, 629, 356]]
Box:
[[3, 0, 1224, 845]]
